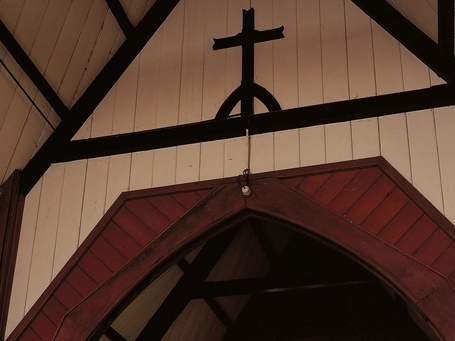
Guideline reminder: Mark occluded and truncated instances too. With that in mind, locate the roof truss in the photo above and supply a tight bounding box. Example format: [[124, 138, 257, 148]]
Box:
[[352, 0, 455, 82], [0, 0, 454, 195], [51, 83, 455, 164], [438, 0, 455, 59], [105, 0, 134, 38]]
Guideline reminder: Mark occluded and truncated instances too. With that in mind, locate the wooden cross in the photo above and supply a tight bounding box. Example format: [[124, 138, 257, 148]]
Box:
[[213, 8, 284, 118]]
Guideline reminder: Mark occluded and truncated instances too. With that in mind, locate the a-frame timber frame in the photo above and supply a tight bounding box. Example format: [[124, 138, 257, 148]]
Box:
[[7, 157, 455, 340], [1, 1, 455, 339], [0, 0, 453, 194]]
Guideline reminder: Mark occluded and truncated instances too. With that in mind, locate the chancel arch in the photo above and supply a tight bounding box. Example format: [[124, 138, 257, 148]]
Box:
[[7, 157, 455, 340]]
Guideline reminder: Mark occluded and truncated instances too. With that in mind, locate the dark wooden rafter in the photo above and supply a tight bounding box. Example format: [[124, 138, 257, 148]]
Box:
[[192, 276, 374, 298], [438, 0, 455, 59], [20, 0, 181, 195], [53, 83, 455, 163], [136, 225, 241, 341], [352, 0, 455, 82], [0, 171, 25, 340], [0, 21, 68, 119], [104, 327, 127, 341], [250, 219, 281, 268], [177, 259, 232, 329], [105, 0, 134, 38]]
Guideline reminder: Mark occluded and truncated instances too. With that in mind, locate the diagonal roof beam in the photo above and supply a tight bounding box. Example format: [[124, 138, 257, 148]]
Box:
[[53, 83, 455, 163], [438, 0, 455, 59], [20, 0, 180, 195], [0, 20, 69, 119], [105, 0, 135, 38], [136, 226, 240, 341], [352, 0, 455, 82]]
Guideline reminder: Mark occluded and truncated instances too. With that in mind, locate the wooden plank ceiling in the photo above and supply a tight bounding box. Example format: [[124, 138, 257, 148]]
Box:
[[0, 0, 454, 192], [7, 157, 455, 341]]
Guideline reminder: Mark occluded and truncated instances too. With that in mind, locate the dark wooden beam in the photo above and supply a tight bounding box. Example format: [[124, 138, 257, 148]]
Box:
[[438, 0, 454, 59], [250, 219, 281, 269], [20, 0, 180, 195], [104, 327, 128, 341], [177, 259, 233, 329], [204, 297, 233, 329], [54, 83, 455, 163], [0, 171, 25, 340], [136, 226, 240, 341], [192, 276, 374, 298], [105, 0, 134, 38], [0, 20, 68, 119], [352, 0, 455, 82]]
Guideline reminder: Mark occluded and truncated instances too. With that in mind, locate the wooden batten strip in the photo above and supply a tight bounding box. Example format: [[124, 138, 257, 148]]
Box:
[[78, 251, 113, 286], [146, 195, 188, 222], [102, 222, 143, 260], [395, 215, 439, 255], [378, 201, 424, 244], [113, 205, 160, 245], [344, 174, 396, 225], [328, 167, 383, 214], [413, 229, 453, 266], [90, 237, 128, 272], [362, 187, 409, 234], [0, 170, 25, 340], [312, 169, 360, 205], [296, 173, 331, 196], [30, 313, 56, 340]]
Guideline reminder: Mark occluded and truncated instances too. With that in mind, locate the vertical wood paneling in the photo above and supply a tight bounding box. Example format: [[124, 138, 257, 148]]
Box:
[[352, 118, 380, 159], [320, 0, 349, 102], [250, 133, 274, 173], [345, 0, 375, 99], [379, 114, 411, 181], [52, 160, 86, 278], [250, 0, 274, 174], [223, 0, 249, 176], [325, 122, 352, 163], [297, 0, 325, 167], [200, 141, 224, 180], [371, 21, 403, 95], [178, 0, 205, 125], [58, 0, 109, 106], [400, 46, 431, 91], [105, 154, 131, 210], [5, 0, 73, 176], [321, 0, 352, 163], [176, 144, 200, 184], [153, 148, 177, 187], [130, 151, 154, 191], [273, 0, 299, 170], [130, 25, 162, 191], [407, 110, 443, 211], [200, 0, 228, 180], [26, 164, 64, 311], [5, 179, 41, 338], [435, 107, 455, 223], [79, 158, 109, 243], [73, 10, 122, 105]]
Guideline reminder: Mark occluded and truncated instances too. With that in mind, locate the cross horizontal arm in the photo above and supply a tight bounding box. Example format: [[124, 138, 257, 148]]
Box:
[[213, 27, 284, 50]]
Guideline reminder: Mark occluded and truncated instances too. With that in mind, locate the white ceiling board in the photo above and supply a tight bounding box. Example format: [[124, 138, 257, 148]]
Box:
[[386, 0, 438, 41]]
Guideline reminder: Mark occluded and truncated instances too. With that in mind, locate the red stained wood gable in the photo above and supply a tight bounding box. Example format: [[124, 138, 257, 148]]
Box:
[[7, 183, 215, 341], [8, 157, 455, 341]]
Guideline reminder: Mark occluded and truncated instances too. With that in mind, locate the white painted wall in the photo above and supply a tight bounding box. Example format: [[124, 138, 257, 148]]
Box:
[[6, 0, 455, 337]]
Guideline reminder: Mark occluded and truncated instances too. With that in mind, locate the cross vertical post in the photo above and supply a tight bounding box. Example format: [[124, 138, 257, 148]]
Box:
[[213, 8, 284, 117]]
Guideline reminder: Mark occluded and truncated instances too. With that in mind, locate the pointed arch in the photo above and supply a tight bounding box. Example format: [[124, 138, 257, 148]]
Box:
[[8, 157, 455, 341]]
